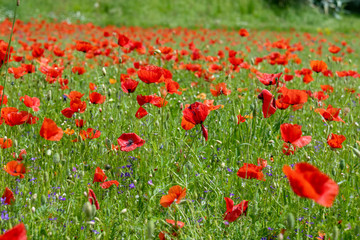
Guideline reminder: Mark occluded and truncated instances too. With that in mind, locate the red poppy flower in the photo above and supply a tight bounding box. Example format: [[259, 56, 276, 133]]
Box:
[[165, 219, 185, 229], [282, 143, 296, 155], [88, 188, 100, 210], [0, 223, 27, 240], [203, 100, 221, 111], [277, 87, 308, 106], [315, 105, 344, 123], [182, 102, 209, 141], [100, 180, 120, 189], [79, 128, 101, 140], [237, 114, 246, 124], [327, 133, 346, 149], [239, 29, 249, 37], [93, 167, 107, 183], [20, 95, 40, 112], [118, 34, 130, 47], [137, 65, 164, 84], [0, 94, 8, 106], [121, 78, 139, 93], [12, 149, 27, 161], [4, 111, 30, 126], [21, 64, 35, 73], [312, 91, 329, 102], [66, 91, 85, 100], [224, 197, 249, 222], [328, 45, 341, 54], [256, 72, 282, 86], [4, 161, 26, 178], [283, 163, 339, 207], [8, 66, 26, 79], [257, 89, 276, 118], [210, 82, 231, 97], [75, 41, 93, 52], [135, 107, 148, 119], [280, 123, 311, 148], [62, 98, 87, 118], [39, 118, 63, 141], [72, 66, 86, 75], [0, 138, 12, 149], [32, 45, 44, 58], [75, 119, 86, 128], [257, 158, 267, 168], [117, 133, 145, 152], [165, 79, 182, 95], [160, 185, 186, 208], [302, 74, 314, 84], [310, 60, 328, 73], [237, 163, 265, 181], [1, 187, 15, 205], [89, 92, 106, 104], [283, 74, 294, 82], [137, 94, 168, 108], [89, 83, 97, 91]]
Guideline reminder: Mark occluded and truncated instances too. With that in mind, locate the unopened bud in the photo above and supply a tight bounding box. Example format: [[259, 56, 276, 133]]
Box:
[[120, 208, 127, 214], [154, 49, 161, 55], [286, 213, 295, 229], [31, 207, 35, 213], [102, 67, 107, 76], [83, 202, 95, 220]]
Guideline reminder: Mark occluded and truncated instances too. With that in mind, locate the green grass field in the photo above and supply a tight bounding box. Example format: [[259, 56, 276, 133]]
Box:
[[0, 1, 360, 240], [1, 0, 360, 32]]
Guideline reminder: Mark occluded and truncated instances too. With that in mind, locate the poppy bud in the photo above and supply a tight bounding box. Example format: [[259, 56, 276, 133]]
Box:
[[355, 225, 360, 235], [46, 149, 52, 156], [121, 208, 127, 214], [99, 108, 102, 112], [32, 207, 36, 213], [13, 139, 18, 148], [104, 138, 112, 149], [339, 159, 345, 170], [53, 153, 60, 164], [154, 49, 162, 56], [332, 167, 336, 176], [146, 219, 155, 239], [285, 213, 295, 229], [343, 107, 350, 116], [102, 67, 107, 76], [352, 147, 360, 158], [47, 90, 52, 101], [41, 195, 46, 205], [83, 202, 95, 220], [44, 172, 49, 182], [332, 226, 339, 240]]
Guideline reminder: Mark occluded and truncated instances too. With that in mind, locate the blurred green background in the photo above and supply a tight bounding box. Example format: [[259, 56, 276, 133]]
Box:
[[1, 0, 360, 32]]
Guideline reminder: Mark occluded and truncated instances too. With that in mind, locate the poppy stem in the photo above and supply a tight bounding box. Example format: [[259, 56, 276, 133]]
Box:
[[0, 1, 18, 107]]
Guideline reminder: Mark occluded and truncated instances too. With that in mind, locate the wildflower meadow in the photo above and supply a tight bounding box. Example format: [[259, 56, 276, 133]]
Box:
[[0, 1, 360, 239]]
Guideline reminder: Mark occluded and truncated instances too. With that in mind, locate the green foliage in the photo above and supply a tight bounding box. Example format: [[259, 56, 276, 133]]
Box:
[[0, 0, 360, 32]]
